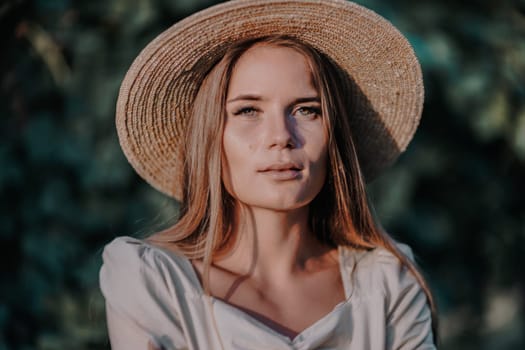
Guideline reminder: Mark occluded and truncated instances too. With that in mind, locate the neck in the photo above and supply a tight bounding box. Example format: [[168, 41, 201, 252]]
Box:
[[215, 203, 332, 283]]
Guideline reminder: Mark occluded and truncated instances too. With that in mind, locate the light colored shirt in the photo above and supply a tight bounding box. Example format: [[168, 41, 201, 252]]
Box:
[[99, 236, 435, 349]]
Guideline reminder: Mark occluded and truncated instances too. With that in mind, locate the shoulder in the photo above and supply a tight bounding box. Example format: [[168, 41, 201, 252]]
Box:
[[342, 242, 414, 272], [99, 236, 201, 311], [101, 236, 194, 279], [341, 243, 422, 302], [342, 243, 435, 346]]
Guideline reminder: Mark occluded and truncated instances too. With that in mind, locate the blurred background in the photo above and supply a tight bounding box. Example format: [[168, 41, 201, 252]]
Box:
[[1, 0, 524, 349]]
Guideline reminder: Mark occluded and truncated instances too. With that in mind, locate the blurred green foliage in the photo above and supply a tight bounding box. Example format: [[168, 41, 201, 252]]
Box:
[[1, 0, 524, 349]]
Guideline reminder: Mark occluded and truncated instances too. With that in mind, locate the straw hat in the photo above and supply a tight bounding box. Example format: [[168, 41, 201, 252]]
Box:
[[116, 0, 424, 200]]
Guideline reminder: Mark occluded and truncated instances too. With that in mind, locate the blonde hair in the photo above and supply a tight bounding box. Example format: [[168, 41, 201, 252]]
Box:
[[148, 35, 438, 339]]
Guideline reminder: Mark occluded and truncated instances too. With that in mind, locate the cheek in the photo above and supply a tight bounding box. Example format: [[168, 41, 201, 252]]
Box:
[[307, 134, 329, 188], [313, 147, 328, 184], [221, 126, 254, 194], [222, 128, 242, 171], [222, 120, 260, 163]]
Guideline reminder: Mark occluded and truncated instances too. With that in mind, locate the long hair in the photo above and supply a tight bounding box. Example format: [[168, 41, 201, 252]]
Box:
[[147, 35, 438, 339]]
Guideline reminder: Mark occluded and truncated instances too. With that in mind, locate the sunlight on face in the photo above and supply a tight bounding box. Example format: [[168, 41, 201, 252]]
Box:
[[222, 44, 328, 211]]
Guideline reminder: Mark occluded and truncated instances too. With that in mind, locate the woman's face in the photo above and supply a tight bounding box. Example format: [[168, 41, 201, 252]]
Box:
[[222, 44, 328, 211]]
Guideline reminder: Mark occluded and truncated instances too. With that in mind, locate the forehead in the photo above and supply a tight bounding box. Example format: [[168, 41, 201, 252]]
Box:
[[227, 44, 316, 95]]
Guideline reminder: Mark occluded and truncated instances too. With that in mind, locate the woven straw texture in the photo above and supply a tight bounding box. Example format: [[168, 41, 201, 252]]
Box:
[[116, 0, 424, 200]]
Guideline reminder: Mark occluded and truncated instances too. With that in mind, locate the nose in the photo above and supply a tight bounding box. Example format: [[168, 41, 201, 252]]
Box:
[[262, 110, 296, 149]]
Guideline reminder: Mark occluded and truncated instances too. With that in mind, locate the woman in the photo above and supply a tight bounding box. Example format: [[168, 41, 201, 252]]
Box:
[[100, 1, 437, 349]]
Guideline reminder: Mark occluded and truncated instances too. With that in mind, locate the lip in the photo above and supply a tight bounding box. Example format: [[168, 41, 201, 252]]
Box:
[[257, 162, 303, 180], [258, 162, 303, 172]]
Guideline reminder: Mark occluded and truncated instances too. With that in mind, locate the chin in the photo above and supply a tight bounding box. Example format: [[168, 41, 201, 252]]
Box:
[[239, 193, 315, 212]]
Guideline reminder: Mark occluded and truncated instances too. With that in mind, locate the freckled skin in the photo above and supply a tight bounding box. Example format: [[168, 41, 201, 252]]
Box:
[[223, 45, 328, 211]]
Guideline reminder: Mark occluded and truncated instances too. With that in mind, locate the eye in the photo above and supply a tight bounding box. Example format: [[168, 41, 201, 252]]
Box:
[[294, 106, 321, 119], [232, 106, 259, 117]]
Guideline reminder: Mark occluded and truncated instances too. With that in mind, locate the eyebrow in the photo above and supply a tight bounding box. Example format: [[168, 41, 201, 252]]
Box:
[[227, 94, 264, 103], [226, 95, 320, 104]]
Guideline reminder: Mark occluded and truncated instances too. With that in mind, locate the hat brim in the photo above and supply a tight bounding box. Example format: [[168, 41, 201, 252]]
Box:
[[116, 0, 423, 200]]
